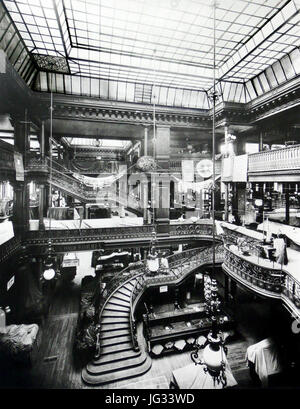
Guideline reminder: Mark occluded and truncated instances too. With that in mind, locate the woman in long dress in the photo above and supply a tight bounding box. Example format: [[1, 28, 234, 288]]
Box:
[[273, 234, 288, 265]]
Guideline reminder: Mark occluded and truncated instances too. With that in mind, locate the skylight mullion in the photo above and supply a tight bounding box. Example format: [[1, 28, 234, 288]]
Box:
[[70, 55, 213, 83], [0, 6, 7, 27], [12, 43, 25, 70], [7, 34, 21, 60], [23, 61, 35, 84], [13, 1, 37, 52], [18, 52, 31, 75], [0, 17, 13, 45], [39, 0, 57, 56]]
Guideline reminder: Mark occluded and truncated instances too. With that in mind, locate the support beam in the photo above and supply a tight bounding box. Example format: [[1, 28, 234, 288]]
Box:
[[143, 125, 149, 156], [13, 113, 30, 166], [12, 181, 29, 235], [40, 121, 45, 159], [285, 188, 290, 225], [39, 183, 45, 230], [259, 129, 263, 152]]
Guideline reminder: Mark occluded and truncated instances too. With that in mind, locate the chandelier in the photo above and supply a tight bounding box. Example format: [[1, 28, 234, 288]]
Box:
[[190, 1, 228, 388], [136, 155, 157, 172], [42, 238, 57, 280], [146, 229, 160, 274], [191, 275, 228, 387], [42, 71, 57, 282]]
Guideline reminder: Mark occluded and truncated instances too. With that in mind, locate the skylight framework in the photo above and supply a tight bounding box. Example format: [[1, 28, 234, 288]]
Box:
[[0, 1, 37, 85], [2, 0, 300, 107]]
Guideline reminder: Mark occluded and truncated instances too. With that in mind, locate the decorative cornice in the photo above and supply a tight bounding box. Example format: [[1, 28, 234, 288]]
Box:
[[2, 50, 300, 132], [48, 101, 211, 129], [249, 92, 300, 123]]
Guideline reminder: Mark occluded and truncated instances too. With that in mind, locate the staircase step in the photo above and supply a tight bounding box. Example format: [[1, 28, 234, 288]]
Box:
[[101, 334, 131, 347], [86, 353, 147, 376], [92, 348, 141, 365], [109, 296, 131, 307], [100, 342, 133, 355], [82, 355, 152, 386], [102, 310, 129, 318], [100, 329, 130, 340], [101, 316, 129, 325], [123, 282, 135, 290], [100, 323, 130, 332], [117, 288, 133, 297], [105, 302, 130, 312], [113, 292, 132, 302]]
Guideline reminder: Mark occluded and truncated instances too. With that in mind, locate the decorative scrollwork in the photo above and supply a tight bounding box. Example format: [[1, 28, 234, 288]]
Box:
[[224, 246, 285, 294], [33, 54, 70, 74]]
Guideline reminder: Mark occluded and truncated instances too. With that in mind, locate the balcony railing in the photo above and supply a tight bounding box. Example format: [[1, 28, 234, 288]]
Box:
[[223, 245, 284, 296], [221, 224, 300, 317], [248, 144, 300, 174], [26, 156, 142, 211], [223, 243, 300, 319], [169, 221, 214, 237], [25, 221, 220, 253]]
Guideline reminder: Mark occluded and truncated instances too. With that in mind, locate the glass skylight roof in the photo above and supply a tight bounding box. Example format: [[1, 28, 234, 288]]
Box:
[[2, 0, 300, 103]]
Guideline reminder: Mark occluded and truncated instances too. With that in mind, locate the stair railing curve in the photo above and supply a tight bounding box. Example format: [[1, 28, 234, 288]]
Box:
[[128, 245, 225, 353]]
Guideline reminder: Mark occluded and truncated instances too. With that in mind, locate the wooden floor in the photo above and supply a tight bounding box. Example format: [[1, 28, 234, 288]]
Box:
[[0, 251, 277, 389]]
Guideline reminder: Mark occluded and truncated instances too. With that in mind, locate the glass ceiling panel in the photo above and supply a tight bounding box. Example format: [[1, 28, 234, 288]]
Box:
[[2, 0, 300, 104]]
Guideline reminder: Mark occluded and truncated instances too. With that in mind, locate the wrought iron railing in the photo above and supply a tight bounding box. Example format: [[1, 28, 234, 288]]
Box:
[[26, 156, 143, 211], [169, 221, 214, 237], [26, 225, 156, 248], [222, 225, 300, 310], [130, 273, 146, 351], [223, 245, 284, 295], [128, 245, 224, 352], [223, 243, 300, 317]]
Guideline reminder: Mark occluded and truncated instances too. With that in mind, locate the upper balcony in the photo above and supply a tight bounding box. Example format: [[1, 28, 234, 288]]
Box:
[[248, 144, 300, 182], [221, 222, 300, 320]]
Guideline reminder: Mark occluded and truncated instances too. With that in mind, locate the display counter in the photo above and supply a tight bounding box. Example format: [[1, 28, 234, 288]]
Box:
[[144, 303, 234, 357]]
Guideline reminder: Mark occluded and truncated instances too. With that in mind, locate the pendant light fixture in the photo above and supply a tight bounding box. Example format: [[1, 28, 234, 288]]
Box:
[[42, 70, 56, 281], [190, 1, 227, 388], [146, 229, 159, 274]]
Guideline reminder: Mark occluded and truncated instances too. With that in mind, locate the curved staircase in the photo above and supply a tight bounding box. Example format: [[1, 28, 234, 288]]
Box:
[[81, 276, 151, 386], [82, 246, 224, 386]]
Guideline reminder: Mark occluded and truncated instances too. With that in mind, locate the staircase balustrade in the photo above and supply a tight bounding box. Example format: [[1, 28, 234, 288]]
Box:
[[127, 245, 224, 355], [26, 156, 143, 211]]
